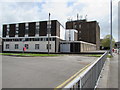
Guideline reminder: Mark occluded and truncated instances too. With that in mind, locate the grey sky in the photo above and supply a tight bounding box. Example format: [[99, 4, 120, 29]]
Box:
[[0, 0, 119, 41]]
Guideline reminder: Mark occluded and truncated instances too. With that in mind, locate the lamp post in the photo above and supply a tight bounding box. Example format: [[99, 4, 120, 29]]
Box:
[[110, 0, 113, 56], [48, 13, 51, 54], [22, 38, 25, 53]]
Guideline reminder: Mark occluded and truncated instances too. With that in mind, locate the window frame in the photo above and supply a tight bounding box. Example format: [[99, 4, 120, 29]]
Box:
[[6, 44, 9, 49], [15, 44, 19, 49], [25, 44, 29, 49], [35, 44, 39, 50]]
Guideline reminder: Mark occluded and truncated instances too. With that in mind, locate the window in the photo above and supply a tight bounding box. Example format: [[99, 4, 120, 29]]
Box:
[[15, 44, 19, 49], [34, 38, 39, 41], [25, 23, 29, 35], [74, 25, 77, 28], [35, 44, 39, 49], [25, 44, 29, 49], [6, 44, 9, 49], [7, 25, 9, 36], [79, 24, 81, 28], [46, 44, 51, 49], [40, 38, 43, 41], [36, 22, 39, 35], [7, 29, 9, 35], [16, 24, 19, 35]]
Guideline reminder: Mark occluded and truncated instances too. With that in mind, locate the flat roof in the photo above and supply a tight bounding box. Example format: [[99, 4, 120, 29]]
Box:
[[60, 41, 96, 46]]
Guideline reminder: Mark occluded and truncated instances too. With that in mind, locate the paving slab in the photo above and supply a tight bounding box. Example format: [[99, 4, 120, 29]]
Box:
[[96, 53, 119, 89]]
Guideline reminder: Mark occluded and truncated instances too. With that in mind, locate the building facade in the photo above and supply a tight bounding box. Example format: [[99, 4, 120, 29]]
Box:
[[2, 19, 97, 53], [116, 41, 120, 49], [65, 29, 78, 41], [60, 41, 96, 53], [66, 19, 100, 50], [2, 20, 65, 53]]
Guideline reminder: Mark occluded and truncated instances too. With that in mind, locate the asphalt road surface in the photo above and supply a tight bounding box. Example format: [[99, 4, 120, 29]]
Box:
[[2, 55, 98, 88]]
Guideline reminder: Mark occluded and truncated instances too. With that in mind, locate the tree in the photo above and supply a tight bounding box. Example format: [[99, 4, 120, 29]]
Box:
[[101, 35, 115, 49]]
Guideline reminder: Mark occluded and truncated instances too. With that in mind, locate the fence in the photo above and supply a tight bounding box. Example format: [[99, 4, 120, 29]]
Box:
[[63, 51, 108, 89]]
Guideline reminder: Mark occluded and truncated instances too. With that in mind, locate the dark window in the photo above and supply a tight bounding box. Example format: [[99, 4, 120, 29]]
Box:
[[35, 38, 39, 41], [15, 44, 19, 49], [19, 39, 22, 41], [46, 38, 48, 41], [31, 38, 34, 41], [25, 38, 28, 41], [6, 44, 9, 49], [25, 44, 29, 49], [53, 38, 56, 41], [41, 38, 43, 41], [35, 44, 39, 49], [46, 44, 51, 49]]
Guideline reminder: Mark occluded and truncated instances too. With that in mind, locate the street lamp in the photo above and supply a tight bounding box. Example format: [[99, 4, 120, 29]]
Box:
[[48, 13, 51, 54], [110, 0, 113, 56], [22, 38, 25, 53]]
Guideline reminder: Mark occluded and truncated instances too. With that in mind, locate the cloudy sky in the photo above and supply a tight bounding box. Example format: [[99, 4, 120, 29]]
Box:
[[0, 0, 119, 41]]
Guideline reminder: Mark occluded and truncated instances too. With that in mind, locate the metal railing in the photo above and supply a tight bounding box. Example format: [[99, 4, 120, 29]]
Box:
[[63, 51, 108, 89]]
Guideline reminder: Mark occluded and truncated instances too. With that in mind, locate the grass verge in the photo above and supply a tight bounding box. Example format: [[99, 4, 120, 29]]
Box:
[[84, 54, 102, 57], [107, 54, 112, 58], [0, 53, 61, 57]]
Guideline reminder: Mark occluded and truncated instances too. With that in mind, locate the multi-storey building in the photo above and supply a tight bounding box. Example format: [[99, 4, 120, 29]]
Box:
[[2, 20, 65, 53], [2, 19, 97, 53], [66, 19, 100, 50]]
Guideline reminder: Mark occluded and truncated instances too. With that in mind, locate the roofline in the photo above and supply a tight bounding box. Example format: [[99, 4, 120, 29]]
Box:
[[2, 19, 64, 27]]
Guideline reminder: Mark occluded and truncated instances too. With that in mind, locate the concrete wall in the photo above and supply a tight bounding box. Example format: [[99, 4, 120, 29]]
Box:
[[65, 29, 78, 41], [80, 41, 96, 52], [60, 41, 96, 53], [3, 41, 55, 53]]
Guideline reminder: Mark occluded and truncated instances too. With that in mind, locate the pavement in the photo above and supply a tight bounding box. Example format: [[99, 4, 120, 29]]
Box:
[[0, 54, 2, 90], [2, 55, 98, 88], [96, 53, 119, 89]]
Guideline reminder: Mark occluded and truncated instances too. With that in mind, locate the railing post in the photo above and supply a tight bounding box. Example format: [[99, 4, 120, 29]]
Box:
[[80, 77, 82, 90], [78, 80, 80, 89]]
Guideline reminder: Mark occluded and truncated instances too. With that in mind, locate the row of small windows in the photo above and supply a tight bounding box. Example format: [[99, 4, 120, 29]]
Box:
[[3, 38, 56, 42], [6, 44, 51, 50], [6, 21, 51, 36]]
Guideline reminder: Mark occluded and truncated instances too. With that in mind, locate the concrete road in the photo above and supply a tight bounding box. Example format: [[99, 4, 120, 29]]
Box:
[[2, 55, 98, 88]]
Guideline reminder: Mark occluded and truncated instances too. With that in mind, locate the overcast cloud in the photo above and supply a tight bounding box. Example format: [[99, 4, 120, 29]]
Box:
[[0, 0, 119, 41]]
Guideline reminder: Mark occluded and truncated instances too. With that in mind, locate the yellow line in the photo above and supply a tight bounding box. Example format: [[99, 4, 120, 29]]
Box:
[[55, 63, 91, 89], [64, 64, 91, 87]]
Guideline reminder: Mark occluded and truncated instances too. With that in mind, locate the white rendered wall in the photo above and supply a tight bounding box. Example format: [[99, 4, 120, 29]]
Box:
[[4, 41, 55, 53], [60, 25, 65, 40], [65, 29, 78, 41]]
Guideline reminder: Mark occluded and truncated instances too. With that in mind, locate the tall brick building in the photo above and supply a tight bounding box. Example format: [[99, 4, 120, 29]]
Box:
[[66, 19, 100, 50]]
